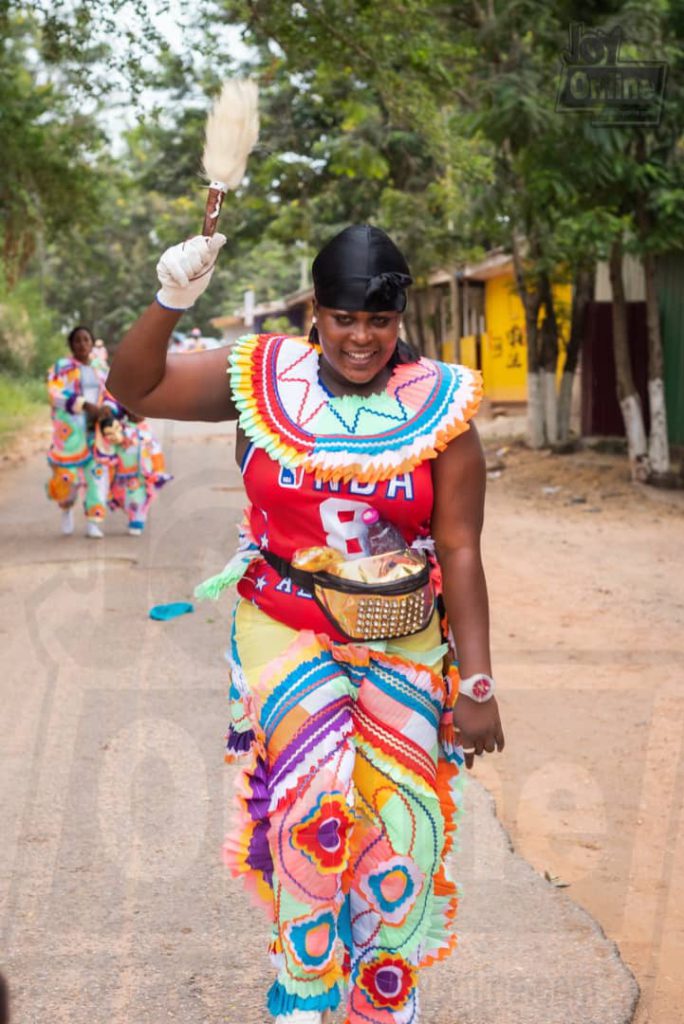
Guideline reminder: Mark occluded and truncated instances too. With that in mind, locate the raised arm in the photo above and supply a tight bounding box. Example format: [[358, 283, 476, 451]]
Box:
[[432, 423, 504, 766], [107, 234, 238, 422]]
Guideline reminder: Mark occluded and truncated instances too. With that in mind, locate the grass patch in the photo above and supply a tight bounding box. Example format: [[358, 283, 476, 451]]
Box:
[[0, 372, 47, 449]]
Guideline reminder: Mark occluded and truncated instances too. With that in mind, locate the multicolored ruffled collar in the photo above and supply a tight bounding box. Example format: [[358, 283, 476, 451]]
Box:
[[228, 333, 482, 483]]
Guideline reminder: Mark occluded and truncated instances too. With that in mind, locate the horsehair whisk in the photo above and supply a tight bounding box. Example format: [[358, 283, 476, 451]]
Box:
[[201, 79, 259, 236]]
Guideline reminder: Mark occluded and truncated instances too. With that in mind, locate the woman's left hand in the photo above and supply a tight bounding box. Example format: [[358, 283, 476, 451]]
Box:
[[453, 695, 505, 770]]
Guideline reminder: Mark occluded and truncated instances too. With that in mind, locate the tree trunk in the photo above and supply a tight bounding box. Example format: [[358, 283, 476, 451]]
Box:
[[438, 287, 449, 359], [3, 227, 36, 289], [525, 308, 545, 448], [449, 275, 461, 363], [642, 250, 670, 475], [558, 266, 594, 441], [422, 288, 438, 360], [633, 138, 670, 478], [539, 274, 559, 445], [609, 239, 649, 481], [512, 231, 545, 447], [541, 369, 558, 445], [527, 371, 545, 448], [557, 371, 574, 444], [404, 289, 426, 354], [419, 288, 440, 364]]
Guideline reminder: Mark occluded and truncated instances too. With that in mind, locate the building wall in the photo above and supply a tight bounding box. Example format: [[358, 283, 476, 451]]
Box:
[[219, 324, 248, 346], [458, 270, 572, 403], [595, 254, 646, 302], [581, 302, 649, 437]]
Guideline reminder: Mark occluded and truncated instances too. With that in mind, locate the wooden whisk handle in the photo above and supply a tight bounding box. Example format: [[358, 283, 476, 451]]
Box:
[[202, 183, 227, 236]]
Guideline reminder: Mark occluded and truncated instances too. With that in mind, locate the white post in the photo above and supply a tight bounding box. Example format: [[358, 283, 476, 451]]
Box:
[[244, 289, 255, 329]]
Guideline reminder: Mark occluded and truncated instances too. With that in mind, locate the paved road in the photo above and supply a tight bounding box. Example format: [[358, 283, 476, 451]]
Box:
[[0, 420, 637, 1023]]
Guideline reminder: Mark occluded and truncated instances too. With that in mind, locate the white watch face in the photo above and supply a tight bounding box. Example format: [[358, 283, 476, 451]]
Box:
[[462, 674, 494, 701]]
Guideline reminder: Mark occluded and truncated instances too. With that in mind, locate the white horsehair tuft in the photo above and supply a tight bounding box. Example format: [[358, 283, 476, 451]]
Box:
[[202, 79, 259, 190]]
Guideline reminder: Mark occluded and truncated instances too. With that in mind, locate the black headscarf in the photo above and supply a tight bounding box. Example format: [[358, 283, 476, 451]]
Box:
[[312, 224, 413, 313]]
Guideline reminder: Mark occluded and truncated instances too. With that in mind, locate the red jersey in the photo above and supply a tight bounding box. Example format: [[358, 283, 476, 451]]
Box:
[[227, 332, 482, 638], [237, 445, 433, 639]]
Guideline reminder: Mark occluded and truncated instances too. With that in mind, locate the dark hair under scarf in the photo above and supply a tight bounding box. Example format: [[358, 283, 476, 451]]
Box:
[[312, 224, 413, 313], [310, 224, 419, 365]]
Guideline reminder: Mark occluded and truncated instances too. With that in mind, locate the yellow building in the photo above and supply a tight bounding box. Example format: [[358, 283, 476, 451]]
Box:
[[439, 254, 572, 404]]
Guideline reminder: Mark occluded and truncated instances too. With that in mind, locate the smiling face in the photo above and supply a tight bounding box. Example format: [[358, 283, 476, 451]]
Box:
[[68, 328, 94, 365], [315, 304, 401, 395]]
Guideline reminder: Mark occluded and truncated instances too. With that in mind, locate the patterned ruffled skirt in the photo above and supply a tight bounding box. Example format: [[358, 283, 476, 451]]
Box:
[[223, 599, 464, 1023]]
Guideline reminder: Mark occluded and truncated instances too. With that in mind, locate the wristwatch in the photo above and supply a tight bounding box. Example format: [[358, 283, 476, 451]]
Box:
[[459, 672, 496, 703]]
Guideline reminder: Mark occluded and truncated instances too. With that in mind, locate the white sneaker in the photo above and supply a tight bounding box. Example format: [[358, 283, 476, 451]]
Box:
[[61, 508, 74, 535], [86, 521, 104, 540], [128, 524, 144, 536], [274, 1012, 323, 1023]]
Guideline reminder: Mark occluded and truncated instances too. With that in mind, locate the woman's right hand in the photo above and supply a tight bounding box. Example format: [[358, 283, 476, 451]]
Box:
[[156, 234, 227, 311]]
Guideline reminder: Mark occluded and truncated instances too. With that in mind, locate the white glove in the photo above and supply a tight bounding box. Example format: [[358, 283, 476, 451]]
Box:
[[155, 233, 227, 311]]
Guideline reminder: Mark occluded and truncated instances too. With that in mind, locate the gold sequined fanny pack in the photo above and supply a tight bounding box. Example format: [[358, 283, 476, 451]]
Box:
[[261, 548, 434, 641]]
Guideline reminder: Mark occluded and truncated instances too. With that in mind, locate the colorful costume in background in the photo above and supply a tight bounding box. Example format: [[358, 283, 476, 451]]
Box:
[[96, 405, 172, 531], [90, 341, 110, 375], [210, 333, 482, 1023], [45, 356, 108, 522]]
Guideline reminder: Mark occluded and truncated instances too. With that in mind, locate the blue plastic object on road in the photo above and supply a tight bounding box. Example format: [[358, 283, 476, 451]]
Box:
[[148, 601, 194, 621]]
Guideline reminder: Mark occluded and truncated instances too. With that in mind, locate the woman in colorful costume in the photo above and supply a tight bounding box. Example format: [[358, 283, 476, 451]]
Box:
[[90, 337, 110, 374], [107, 226, 505, 1024], [96, 401, 173, 536], [46, 325, 110, 539]]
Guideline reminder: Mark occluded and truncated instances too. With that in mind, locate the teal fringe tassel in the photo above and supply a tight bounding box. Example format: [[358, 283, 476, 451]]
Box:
[[266, 980, 341, 1016], [194, 559, 251, 601]]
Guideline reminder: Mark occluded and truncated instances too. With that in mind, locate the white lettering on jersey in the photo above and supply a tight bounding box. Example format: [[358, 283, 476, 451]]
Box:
[[274, 576, 294, 594], [349, 479, 377, 496], [313, 478, 341, 492], [387, 472, 414, 500]]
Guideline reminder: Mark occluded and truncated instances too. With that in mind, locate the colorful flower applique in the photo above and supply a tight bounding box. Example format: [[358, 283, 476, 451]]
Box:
[[290, 792, 355, 874], [357, 952, 416, 1010]]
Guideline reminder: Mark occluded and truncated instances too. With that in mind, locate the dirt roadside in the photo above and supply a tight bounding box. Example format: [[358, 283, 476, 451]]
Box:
[[0, 416, 50, 464], [474, 438, 684, 1024]]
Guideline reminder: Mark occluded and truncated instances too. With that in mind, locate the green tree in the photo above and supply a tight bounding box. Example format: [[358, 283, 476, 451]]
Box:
[[199, 1, 494, 337], [0, 11, 105, 285], [546, 3, 684, 477]]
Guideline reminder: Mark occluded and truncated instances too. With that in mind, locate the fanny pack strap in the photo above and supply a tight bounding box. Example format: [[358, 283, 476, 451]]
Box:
[[261, 548, 314, 591]]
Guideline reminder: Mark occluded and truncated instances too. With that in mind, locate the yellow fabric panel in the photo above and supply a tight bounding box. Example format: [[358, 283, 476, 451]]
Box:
[[235, 599, 445, 682]]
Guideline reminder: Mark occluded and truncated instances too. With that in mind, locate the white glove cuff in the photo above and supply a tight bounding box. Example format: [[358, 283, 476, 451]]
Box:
[[459, 673, 496, 703], [156, 290, 192, 313]]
